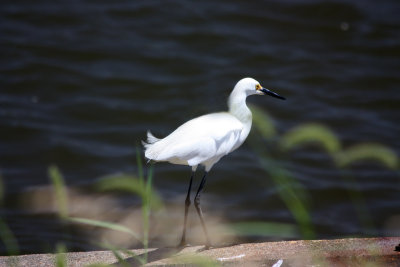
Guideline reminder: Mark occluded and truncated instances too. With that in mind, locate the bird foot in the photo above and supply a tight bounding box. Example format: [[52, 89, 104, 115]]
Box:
[[176, 241, 191, 248], [196, 243, 213, 252]]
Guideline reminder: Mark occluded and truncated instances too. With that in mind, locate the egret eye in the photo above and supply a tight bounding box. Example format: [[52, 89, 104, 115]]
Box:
[[255, 84, 262, 90]]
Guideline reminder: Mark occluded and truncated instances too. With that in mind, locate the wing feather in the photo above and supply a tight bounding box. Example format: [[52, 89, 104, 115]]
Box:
[[143, 112, 244, 166]]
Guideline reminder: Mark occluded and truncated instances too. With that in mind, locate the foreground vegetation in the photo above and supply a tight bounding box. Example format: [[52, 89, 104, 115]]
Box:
[[0, 104, 398, 266]]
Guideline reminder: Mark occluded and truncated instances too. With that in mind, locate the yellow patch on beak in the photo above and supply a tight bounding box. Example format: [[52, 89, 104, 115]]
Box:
[[255, 84, 262, 90]]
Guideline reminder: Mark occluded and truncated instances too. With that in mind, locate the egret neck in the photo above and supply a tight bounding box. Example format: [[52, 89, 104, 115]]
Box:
[[228, 87, 253, 144]]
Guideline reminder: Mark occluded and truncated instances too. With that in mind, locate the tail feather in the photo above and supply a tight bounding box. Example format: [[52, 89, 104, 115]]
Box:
[[142, 131, 160, 148], [147, 131, 160, 144], [142, 131, 161, 161]]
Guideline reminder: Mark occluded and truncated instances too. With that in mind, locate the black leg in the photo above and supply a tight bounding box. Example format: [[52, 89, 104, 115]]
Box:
[[178, 171, 194, 247], [194, 171, 211, 248]]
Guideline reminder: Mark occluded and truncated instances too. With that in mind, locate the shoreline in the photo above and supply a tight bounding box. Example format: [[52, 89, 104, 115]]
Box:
[[1, 237, 399, 266]]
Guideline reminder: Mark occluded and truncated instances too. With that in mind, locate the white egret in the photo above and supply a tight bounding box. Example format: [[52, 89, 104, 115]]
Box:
[[143, 77, 285, 248]]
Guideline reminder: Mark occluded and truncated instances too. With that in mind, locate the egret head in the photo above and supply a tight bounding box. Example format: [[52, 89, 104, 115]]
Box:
[[235, 77, 285, 100]]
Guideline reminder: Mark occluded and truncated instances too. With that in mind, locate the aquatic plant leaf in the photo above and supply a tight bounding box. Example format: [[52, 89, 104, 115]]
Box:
[[280, 123, 341, 155], [335, 143, 398, 169], [249, 104, 276, 139]]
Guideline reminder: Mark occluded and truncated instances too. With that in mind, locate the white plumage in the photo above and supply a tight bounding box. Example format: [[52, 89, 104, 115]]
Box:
[[143, 112, 243, 170], [142, 77, 285, 247]]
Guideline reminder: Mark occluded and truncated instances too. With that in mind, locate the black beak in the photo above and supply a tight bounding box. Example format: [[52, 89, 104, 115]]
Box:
[[261, 88, 286, 100]]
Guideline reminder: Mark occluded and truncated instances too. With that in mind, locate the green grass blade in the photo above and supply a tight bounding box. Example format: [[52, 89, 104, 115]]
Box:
[[142, 164, 154, 262], [280, 123, 341, 155], [55, 243, 67, 267], [274, 173, 314, 239], [96, 174, 163, 210], [96, 174, 145, 196], [0, 175, 20, 256], [248, 134, 315, 239], [334, 143, 398, 169], [110, 249, 129, 267], [68, 217, 142, 244], [101, 241, 146, 266], [145, 165, 154, 209], [48, 166, 68, 219], [0, 219, 20, 255], [258, 157, 315, 239], [136, 146, 144, 180], [249, 104, 276, 139]]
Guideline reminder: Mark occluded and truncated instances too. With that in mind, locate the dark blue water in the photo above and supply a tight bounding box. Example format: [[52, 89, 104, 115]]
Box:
[[1, 0, 399, 254]]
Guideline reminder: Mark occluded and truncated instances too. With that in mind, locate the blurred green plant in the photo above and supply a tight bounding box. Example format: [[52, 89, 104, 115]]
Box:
[[259, 153, 315, 239], [68, 217, 141, 242], [55, 243, 67, 267], [250, 104, 277, 139], [48, 148, 160, 265], [101, 242, 145, 267], [0, 176, 20, 256], [334, 143, 398, 235], [249, 104, 399, 239], [48, 151, 220, 266], [93, 148, 161, 263], [48, 166, 69, 266], [49, 166, 68, 219], [334, 143, 398, 169], [249, 104, 315, 239], [280, 123, 341, 155]]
